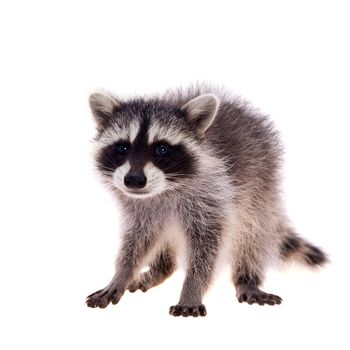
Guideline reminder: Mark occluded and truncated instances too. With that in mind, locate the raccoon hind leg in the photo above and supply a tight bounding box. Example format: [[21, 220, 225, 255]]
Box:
[[128, 246, 176, 293], [231, 219, 283, 306]]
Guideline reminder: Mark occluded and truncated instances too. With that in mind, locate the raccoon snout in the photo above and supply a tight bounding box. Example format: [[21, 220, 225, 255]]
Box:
[[124, 171, 147, 189]]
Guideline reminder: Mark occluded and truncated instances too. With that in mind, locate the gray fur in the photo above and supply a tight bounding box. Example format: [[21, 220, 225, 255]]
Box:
[[86, 84, 327, 316]]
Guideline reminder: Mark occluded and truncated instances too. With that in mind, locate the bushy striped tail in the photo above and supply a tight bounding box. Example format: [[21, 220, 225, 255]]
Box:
[[280, 232, 328, 267]]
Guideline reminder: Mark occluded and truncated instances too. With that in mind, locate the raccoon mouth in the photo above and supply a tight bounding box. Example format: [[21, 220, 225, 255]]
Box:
[[125, 189, 150, 196]]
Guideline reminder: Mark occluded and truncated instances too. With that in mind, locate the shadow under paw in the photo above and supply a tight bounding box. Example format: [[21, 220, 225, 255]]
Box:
[[169, 304, 207, 317], [237, 288, 282, 306]]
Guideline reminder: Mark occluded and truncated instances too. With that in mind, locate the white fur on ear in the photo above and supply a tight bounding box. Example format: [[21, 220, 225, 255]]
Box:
[[89, 93, 120, 128], [181, 94, 220, 137]]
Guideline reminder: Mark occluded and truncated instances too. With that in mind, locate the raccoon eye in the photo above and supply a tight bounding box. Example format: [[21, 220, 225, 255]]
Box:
[[114, 143, 129, 155], [155, 143, 170, 156]]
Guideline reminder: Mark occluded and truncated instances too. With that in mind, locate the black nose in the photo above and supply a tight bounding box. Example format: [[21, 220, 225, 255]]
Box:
[[124, 171, 147, 189]]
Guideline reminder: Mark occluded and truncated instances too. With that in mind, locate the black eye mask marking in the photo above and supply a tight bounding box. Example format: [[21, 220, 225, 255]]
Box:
[[152, 142, 197, 180], [97, 141, 130, 174], [96, 137, 197, 182]]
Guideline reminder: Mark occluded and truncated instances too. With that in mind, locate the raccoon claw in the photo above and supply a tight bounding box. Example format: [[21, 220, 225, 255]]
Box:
[[86, 285, 123, 308], [237, 289, 282, 306], [169, 304, 207, 317]]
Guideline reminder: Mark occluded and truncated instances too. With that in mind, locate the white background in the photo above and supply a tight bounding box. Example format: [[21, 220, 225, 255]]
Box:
[[0, 1, 349, 349]]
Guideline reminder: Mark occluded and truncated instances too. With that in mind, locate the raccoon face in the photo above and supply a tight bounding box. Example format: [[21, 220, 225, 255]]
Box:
[[89, 92, 219, 199]]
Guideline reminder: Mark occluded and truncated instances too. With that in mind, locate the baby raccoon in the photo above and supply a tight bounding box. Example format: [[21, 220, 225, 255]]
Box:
[[86, 85, 327, 317]]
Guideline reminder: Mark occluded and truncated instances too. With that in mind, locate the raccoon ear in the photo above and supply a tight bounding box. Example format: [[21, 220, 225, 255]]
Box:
[[89, 93, 120, 129], [181, 94, 220, 137]]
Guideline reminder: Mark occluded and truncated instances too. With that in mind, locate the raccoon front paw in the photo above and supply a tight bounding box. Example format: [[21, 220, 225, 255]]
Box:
[[86, 285, 124, 308], [169, 304, 207, 317], [237, 288, 282, 306]]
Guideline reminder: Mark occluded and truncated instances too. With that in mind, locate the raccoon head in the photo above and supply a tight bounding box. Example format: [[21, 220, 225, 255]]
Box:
[[89, 92, 220, 199]]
